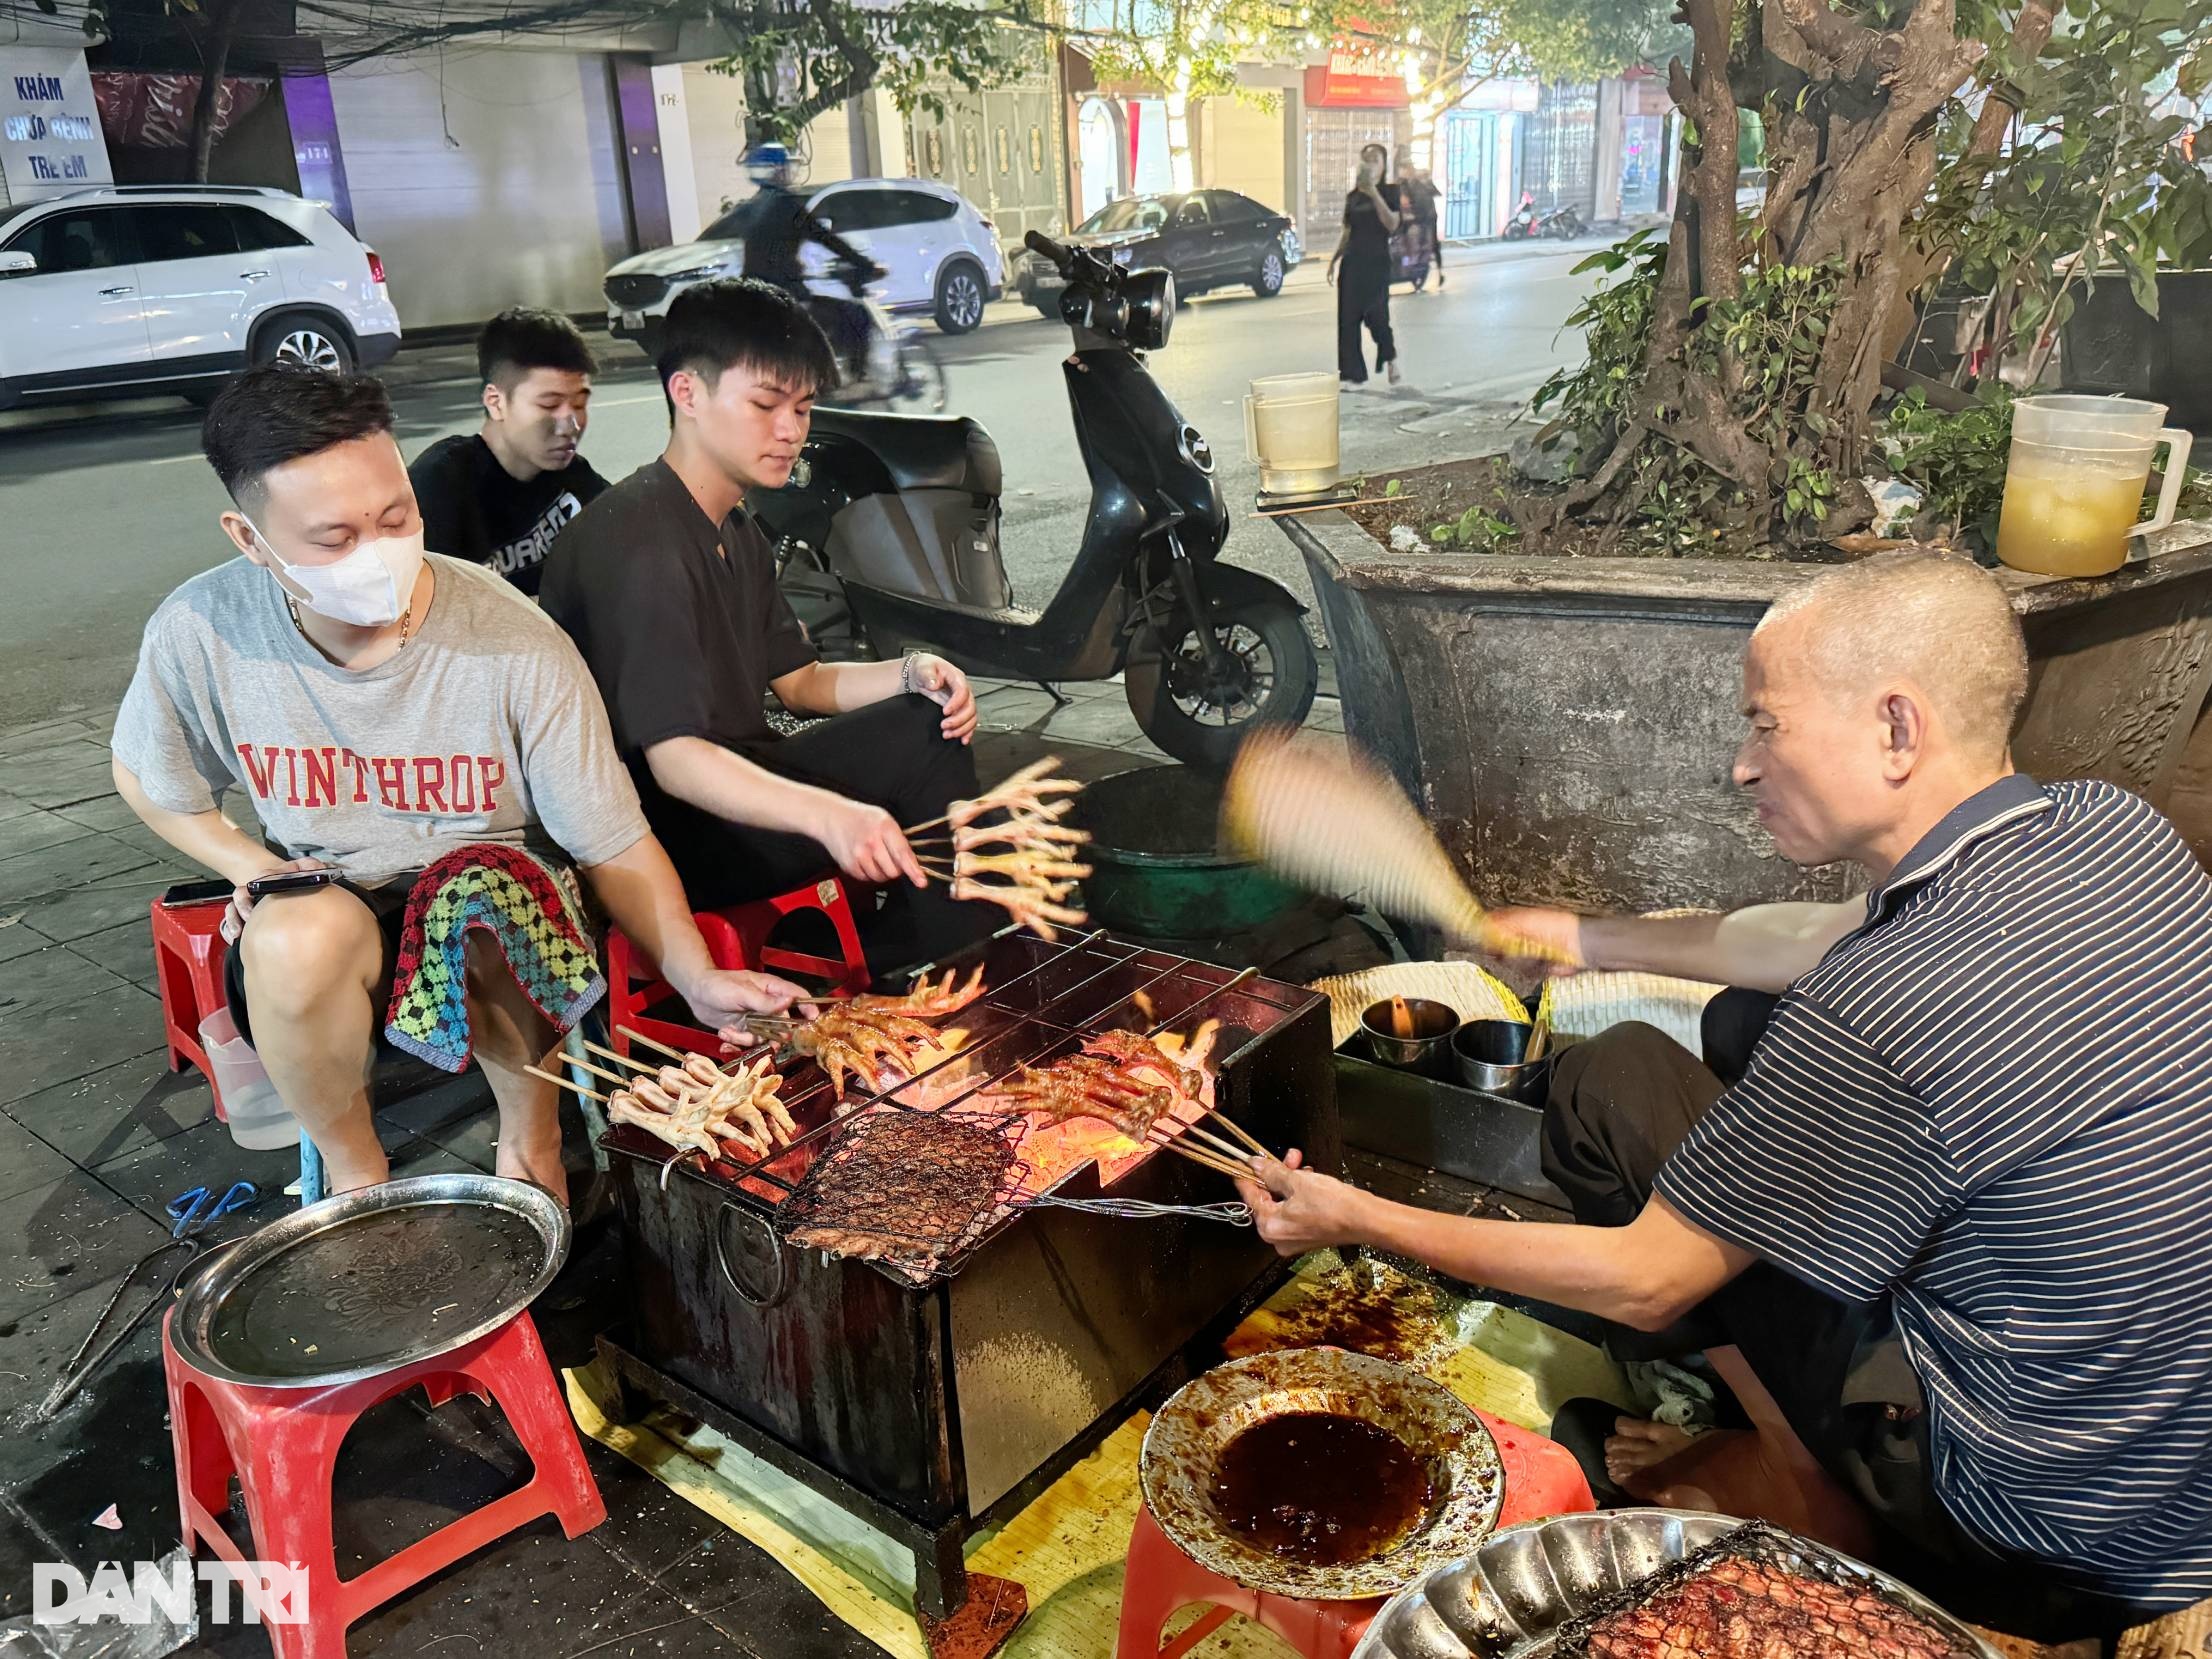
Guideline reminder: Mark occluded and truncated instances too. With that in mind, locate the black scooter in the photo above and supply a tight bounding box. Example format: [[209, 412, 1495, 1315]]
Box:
[[752, 230, 1319, 769]]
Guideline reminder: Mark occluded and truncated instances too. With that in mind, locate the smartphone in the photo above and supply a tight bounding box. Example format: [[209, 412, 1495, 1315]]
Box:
[[246, 869, 341, 901], [162, 878, 234, 907]]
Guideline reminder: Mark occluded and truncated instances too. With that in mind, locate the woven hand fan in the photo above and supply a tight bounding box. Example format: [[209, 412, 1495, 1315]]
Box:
[[1221, 728, 1564, 961]]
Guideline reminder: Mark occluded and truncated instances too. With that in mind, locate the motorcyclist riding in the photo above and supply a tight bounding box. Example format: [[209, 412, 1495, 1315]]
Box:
[[726, 143, 879, 379]]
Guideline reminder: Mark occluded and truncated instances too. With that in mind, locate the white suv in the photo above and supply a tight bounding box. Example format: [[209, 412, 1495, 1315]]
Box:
[[604, 176, 1005, 344], [0, 185, 401, 411]]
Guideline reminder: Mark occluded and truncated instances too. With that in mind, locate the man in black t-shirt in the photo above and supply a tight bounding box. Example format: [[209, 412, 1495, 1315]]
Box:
[[411, 309, 610, 596], [540, 279, 997, 978]]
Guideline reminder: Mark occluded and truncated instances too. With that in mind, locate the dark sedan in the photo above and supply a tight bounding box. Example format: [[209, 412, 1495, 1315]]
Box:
[[1011, 189, 1303, 315]]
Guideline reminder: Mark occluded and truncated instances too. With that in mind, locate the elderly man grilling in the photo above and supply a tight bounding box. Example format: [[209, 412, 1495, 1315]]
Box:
[[1240, 552, 2212, 1642]]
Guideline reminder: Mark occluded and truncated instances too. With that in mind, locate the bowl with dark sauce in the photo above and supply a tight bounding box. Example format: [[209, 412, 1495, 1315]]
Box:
[[1140, 1346, 1505, 1601]]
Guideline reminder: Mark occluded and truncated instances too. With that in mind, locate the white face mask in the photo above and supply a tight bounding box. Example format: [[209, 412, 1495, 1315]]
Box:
[[246, 516, 425, 629]]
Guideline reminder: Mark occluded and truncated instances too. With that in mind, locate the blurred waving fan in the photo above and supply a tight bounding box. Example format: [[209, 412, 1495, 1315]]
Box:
[[1220, 727, 1564, 961]]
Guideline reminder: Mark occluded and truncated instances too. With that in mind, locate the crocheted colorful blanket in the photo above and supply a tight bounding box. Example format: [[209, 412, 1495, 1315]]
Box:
[[384, 843, 605, 1073]]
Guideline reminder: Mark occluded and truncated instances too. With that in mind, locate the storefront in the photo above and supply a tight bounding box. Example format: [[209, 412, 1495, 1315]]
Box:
[[323, 49, 635, 328], [1518, 80, 1598, 218], [907, 44, 1068, 259], [1300, 39, 1407, 238], [1615, 69, 1677, 217], [1439, 76, 1536, 241]]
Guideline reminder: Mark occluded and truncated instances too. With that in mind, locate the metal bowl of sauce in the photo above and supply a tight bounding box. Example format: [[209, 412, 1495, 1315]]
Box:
[[1140, 1346, 1506, 1601]]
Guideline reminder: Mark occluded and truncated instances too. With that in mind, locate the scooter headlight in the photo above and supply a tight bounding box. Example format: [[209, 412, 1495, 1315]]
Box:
[[1121, 266, 1174, 351]]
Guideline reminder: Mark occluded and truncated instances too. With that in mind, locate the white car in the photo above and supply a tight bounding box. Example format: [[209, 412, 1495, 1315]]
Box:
[[0, 184, 400, 411], [604, 176, 1005, 344]]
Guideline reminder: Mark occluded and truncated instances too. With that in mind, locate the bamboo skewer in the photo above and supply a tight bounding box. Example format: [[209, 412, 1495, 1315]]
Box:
[[581, 1038, 654, 1074], [1145, 1136, 1253, 1181], [570, 1053, 641, 1091], [1203, 1111, 1271, 1160], [1250, 494, 1393, 519], [618, 1024, 692, 1064], [526, 1063, 606, 1102], [1169, 1118, 1254, 1166]]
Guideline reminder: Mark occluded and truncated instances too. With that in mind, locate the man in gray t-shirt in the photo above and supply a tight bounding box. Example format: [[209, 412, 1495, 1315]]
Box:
[[112, 365, 806, 1201]]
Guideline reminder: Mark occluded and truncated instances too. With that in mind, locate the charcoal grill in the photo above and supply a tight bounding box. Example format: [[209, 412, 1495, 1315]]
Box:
[[597, 927, 1338, 1626]]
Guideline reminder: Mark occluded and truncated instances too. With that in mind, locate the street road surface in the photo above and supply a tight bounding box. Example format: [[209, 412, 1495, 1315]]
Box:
[[0, 240, 1606, 729]]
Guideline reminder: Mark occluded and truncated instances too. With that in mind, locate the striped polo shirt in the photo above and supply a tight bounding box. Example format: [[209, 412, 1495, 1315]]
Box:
[[1655, 774, 2212, 1607]]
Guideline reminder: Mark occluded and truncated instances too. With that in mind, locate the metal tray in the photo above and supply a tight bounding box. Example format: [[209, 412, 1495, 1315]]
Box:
[[170, 1173, 570, 1388], [1141, 1347, 1506, 1603], [1349, 1508, 2004, 1659]]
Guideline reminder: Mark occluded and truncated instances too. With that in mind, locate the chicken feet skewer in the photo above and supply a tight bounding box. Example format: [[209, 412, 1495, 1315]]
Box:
[[949, 877, 1088, 939], [849, 964, 988, 1020], [586, 1040, 795, 1148], [907, 756, 1084, 838], [785, 1004, 945, 1098], [938, 849, 1093, 887], [1078, 1029, 1204, 1101], [913, 813, 1092, 855]]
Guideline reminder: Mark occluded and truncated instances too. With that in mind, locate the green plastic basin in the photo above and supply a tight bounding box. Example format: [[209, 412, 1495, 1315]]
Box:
[[1070, 765, 1303, 938]]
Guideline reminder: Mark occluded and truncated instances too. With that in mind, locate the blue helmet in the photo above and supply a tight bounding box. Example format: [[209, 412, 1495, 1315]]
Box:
[[746, 143, 791, 181]]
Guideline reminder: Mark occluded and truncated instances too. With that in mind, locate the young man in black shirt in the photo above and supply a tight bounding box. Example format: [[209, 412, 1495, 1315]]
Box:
[[540, 278, 995, 977], [411, 309, 610, 596]]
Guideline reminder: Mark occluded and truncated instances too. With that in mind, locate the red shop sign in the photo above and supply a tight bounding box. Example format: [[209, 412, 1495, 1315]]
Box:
[[1304, 36, 1406, 108]]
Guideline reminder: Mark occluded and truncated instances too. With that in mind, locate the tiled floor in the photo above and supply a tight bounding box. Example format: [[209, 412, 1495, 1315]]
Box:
[[0, 672, 1350, 1655]]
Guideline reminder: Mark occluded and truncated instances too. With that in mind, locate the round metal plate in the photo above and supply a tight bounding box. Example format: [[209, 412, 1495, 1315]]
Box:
[[1349, 1508, 2005, 1659], [1140, 1347, 1505, 1602], [170, 1174, 570, 1389]]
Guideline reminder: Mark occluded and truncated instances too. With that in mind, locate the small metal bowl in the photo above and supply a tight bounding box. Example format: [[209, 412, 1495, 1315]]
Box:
[[1451, 1020, 1551, 1103], [1361, 998, 1461, 1076], [1141, 1346, 1505, 1602]]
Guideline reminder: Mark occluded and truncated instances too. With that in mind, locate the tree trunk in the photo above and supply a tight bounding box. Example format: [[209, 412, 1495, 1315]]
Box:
[[1163, 82, 1196, 191], [187, 0, 240, 185], [1512, 0, 1982, 547], [1878, 0, 2057, 363]]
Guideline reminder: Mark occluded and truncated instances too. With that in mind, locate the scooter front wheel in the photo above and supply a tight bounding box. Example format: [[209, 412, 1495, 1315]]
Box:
[[1126, 593, 1319, 770]]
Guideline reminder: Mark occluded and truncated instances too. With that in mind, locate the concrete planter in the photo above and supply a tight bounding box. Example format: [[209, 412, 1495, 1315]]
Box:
[[1282, 506, 2212, 913]]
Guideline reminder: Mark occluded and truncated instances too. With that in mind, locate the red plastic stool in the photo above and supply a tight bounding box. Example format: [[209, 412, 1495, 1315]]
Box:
[[607, 877, 870, 1058], [1115, 1409, 1596, 1659], [164, 1305, 604, 1659], [151, 897, 233, 1117]]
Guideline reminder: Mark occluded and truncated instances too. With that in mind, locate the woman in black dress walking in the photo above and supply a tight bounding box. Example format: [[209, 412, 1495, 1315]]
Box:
[[1329, 142, 1402, 388]]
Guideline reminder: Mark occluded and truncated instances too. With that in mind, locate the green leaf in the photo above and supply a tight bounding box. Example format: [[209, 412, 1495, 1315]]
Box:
[[1384, 478, 1403, 497], [2181, 44, 2212, 101], [2126, 251, 2161, 319]]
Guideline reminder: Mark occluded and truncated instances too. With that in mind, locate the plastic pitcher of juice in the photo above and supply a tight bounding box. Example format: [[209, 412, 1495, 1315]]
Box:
[[1244, 372, 1341, 498], [1995, 394, 2193, 577]]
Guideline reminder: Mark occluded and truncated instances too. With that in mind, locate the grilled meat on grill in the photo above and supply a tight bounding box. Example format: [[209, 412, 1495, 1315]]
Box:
[[786, 1004, 946, 1099], [779, 1109, 1019, 1275], [850, 964, 988, 1020]]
